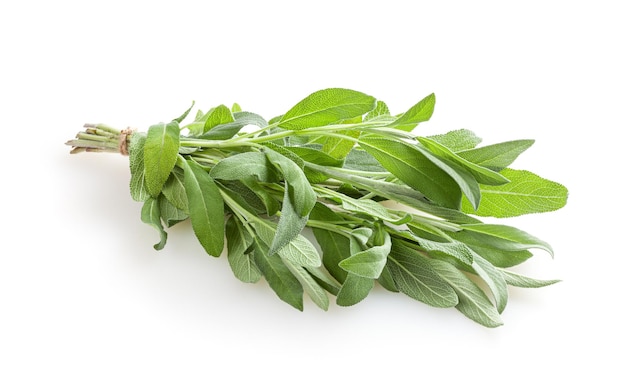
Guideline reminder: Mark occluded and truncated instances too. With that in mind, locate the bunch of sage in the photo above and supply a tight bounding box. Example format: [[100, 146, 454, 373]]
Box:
[[66, 88, 568, 327]]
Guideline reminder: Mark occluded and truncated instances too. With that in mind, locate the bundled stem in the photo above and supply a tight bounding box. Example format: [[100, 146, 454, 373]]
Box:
[[65, 88, 568, 327]]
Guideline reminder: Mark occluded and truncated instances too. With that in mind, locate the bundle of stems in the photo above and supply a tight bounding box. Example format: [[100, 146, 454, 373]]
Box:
[[66, 88, 568, 327]]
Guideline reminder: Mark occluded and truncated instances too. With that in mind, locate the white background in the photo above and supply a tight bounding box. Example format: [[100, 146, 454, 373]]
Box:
[[1, 0, 624, 386]]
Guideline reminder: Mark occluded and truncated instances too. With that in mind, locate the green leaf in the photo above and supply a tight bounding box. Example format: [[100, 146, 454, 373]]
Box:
[[430, 260, 503, 327], [158, 195, 188, 227], [210, 151, 275, 182], [200, 111, 267, 140], [278, 88, 376, 130], [364, 100, 391, 121], [336, 273, 375, 306], [471, 253, 508, 313], [225, 217, 261, 283], [457, 140, 534, 171], [343, 149, 385, 172], [161, 167, 188, 212], [269, 182, 309, 255], [339, 231, 391, 279], [252, 218, 322, 267], [231, 102, 242, 113], [144, 121, 180, 197], [285, 146, 343, 167], [320, 129, 361, 160], [172, 100, 195, 124], [204, 104, 235, 132], [310, 203, 351, 283], [500, 270, 561, 288], [252, 240, 304, 311], [462, 169, 569, 217], [426, 129, 482, 152], [451, 230, 534, 268], [387, 241, 458, 307], [460, 223, 554, 257], [140, 196, 167, 250], [264, 147, 316, 217], [415, 146, 482, 210], [129, 132, 149, 202], [410, 234, 474, 265], [389, 93, 435, 131], [358, 136, 462, 209], [417, 136, 510, 186], [283, 260, 330, 311], [182, 158, 225, 257]]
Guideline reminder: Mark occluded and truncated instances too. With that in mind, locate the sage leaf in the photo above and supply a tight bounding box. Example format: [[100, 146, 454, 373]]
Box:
[[144, 121, 180, 197], [387, 241, 458, 308], [389, 93, 435, 131], [358, 136, 462, 209], [252, 240, 304, 311], [457, 139, 535, 171], [283, 260, 330, 311], [500, 270, 561, 288], [417, 136, 510, 186], [140, 196, 167, 250], [210, 151, 275, 182], [278, 88, 376, 130], [182, 158, 225, 257], [252, 218, 322, 267], [158, 195, 188, 227], [460, 223, 554, 257], [339, 231, 391, 279], [172, 100, 195, 124], [161, 167, 188, 212], [471, 253, 509, 313], [225, 216, 261, 283], [427, 129, 482, 152], [264, 147, 316, 217], [430, 259, 503, 327], [204, 104, 234, 132], [269, 182, 309, 255], [462, 169, 568, 217], [336, 273, 375, 306], [129, 132, 149, 202]]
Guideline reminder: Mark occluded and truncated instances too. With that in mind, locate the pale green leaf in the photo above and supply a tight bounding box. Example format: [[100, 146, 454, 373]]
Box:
[[427, 129, 482, 152], [158, 195, 188, 227], [336, 273, 375, 306], [387, 241, 458, 308], [500, 270, 561, 288], [278, 88, 376, 130], [161, 167, 188, 212], [252, 240, 304, 311], [252, 218, 321, 267], [389, 93, 435, 131], [225, 217, 261, 283], [144, 121, 180, 197], [460, 223, 554, 257], [182, 158, 225, 257], [129, 132, 149, 202], [172, 100, 195, 124], [339, 231, 391, 279], [457, 140, 534, 171], [471, 253, 509, 313], [417, 136, 510, 186], [140, 196, 167, 250], [358, 136, 462, 209], [269, 182, 309, 255], [430, 260, 503, 327], [283, 260, 330, 311], [462, 169, 569, 217]]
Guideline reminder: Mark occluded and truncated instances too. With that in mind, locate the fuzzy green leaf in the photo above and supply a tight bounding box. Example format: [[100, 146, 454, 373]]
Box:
[[182, 158, 225, 257], [129, 132, 149, 202], [161, 167, 188, 212], [457, 140, 534, 171], [430, 260, 503, 328], [339, 231, 391, 279], [460, 223, 554, 257], [144, 121, 180, 197], [426, 129, 482, 152], [358, 136, 462, 209], [389, 93, 435, 131], [279, 88, 376, 130], [140, 196, 167, 250], [336, 273, 375, 306], [252, 240, 304, 311], [225, 217, 261, 283], [462, 169, 569, 217], [283, 260, 330, 311], [387, 241, 458, 308], [500, 270, 561, 288]]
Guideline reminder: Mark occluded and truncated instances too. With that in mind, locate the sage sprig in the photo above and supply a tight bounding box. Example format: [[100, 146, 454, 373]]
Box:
[[66, 88, 568, 327]]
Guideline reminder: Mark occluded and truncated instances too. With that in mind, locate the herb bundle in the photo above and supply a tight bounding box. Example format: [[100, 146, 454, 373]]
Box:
[[66, 88, 568, 327]]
